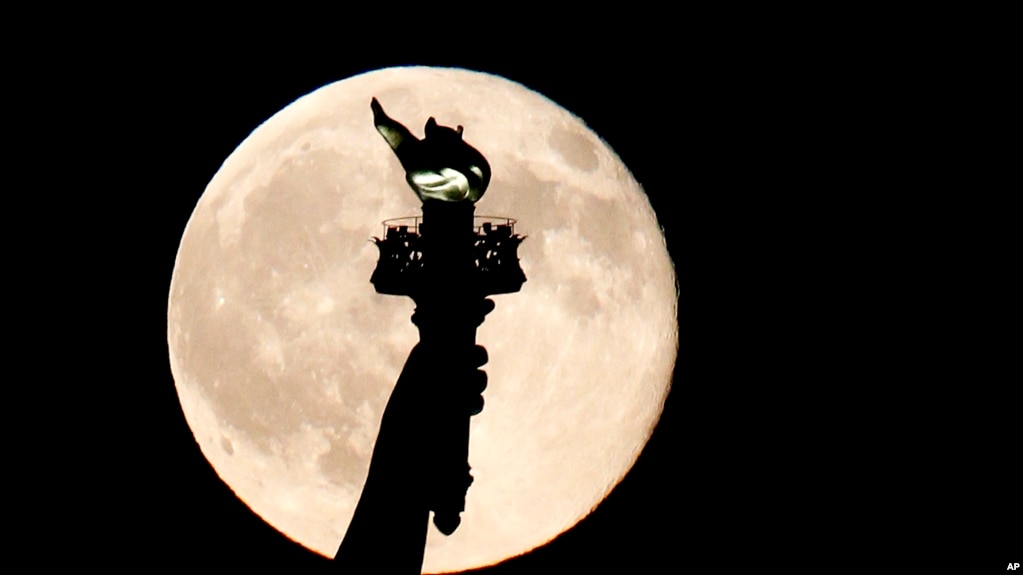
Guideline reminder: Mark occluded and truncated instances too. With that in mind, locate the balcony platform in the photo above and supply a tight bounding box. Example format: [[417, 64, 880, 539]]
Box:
[[370, 215, 526, 297]]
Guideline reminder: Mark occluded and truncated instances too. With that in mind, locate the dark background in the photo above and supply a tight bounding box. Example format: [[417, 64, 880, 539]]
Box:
[[45, 23, 1017, 572], [141, 58, 700, 572]]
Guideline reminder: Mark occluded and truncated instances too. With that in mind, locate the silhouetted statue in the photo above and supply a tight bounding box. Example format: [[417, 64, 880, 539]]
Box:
[[334, 99, 522, 574], [334, 312, 492, 573], [371, 98, 491, 202]]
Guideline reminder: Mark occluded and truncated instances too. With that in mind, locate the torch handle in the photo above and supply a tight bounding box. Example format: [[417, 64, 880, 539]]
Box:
[[412, 299, 488, 536], [430, 353, 474, 536]]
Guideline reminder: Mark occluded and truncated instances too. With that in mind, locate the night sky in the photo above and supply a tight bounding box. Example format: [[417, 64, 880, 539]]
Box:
[[64, 30, 1016, 573], [122, 53, 694, 572]]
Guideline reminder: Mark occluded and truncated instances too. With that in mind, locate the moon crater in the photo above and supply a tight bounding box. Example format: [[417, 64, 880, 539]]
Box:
[[549, 123, 600, 172]]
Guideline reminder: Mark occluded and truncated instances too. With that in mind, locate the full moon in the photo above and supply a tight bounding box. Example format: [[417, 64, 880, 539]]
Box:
[[167, 67, 677, 573]]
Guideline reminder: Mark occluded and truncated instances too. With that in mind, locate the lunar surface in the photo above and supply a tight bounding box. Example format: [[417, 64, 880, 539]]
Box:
[[167, 67, 677, 573]]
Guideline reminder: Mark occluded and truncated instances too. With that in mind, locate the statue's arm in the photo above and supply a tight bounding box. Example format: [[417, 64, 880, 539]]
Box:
[[334, 342, 489, 573], [333, 344, 431, 573]]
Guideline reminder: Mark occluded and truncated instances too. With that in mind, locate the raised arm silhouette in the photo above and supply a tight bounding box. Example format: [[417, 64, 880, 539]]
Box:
[[334, 99, 521, 573], [334, 302, 493, 573]]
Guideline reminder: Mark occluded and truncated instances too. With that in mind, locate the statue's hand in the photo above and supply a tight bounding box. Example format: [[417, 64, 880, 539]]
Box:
[[386, 343, 489, 429]]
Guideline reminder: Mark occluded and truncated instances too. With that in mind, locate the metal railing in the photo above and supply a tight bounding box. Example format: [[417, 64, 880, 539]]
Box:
[[380, 215, 517, 239]]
